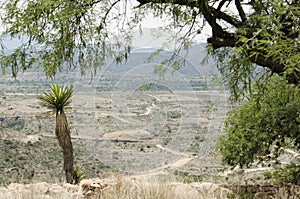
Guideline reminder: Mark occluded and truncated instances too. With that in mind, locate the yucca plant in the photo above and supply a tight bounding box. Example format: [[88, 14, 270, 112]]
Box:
[[73, 167, 86, 184], [37, 84, 75, 184]]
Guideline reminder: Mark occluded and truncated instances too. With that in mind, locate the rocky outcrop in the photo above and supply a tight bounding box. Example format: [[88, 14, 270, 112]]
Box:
[[0, 182, 80, 199], [0, 180, 110, 199], [80, 179, 109, 198]]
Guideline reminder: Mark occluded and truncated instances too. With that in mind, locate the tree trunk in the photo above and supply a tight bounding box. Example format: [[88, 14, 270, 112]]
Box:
[[55, 111, 74, 184]]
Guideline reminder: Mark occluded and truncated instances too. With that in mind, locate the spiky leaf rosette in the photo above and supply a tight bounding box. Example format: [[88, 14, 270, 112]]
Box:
[[37, 84, 73, 113]]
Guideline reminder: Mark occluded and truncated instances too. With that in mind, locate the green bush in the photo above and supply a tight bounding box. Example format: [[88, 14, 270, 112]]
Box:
[[271, 163, 300, 185], [217, 77, 300, 168], [168, 111, 181, 119], [6, 119, 25, 131]]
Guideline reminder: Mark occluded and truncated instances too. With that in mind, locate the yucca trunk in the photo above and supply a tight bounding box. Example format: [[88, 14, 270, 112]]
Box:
[[55, 110, 74, 184]]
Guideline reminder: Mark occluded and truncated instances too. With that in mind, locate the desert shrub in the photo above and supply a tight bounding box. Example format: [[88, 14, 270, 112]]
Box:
[[263, 171, 272, 180], [168, 111, 181, 119], [6, 118, 25, 131], [182, 174, 203, 183], [271, 163, 300, 185]]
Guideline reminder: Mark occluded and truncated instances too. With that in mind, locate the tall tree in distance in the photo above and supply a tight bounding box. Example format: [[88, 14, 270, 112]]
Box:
[[37, 84, 75, 184]]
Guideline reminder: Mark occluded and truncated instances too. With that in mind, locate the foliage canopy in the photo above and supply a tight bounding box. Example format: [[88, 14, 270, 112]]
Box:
[[217, 76, 300, 168], [0, 0, 299, 90]]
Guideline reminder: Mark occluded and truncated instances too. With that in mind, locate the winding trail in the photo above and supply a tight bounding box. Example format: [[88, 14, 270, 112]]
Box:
[[147, 94, 161, 102], [140, 103, 157, 116], [156, 144, 188, 156]]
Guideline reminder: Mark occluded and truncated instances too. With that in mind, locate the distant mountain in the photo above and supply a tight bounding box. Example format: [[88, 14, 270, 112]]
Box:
[[105, 45, 217, 77], [0, 34, 218, 80]]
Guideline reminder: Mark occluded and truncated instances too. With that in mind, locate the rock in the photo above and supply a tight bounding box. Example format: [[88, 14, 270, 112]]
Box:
[[47, 184, 69, 197], [4, 182, 82, 199], [171, 182, 202, 199], [29, 182, 51, 194], [171, 182, 233, 199], [7, 183, 26, 191], [80, 178, 109, 198], [63, 183, 80, 193]]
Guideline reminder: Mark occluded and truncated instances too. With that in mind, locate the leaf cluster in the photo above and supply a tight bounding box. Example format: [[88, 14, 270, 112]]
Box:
[[73, 167, 86, 184], [0, 0, 132, 77], [236, 0, 300, 78], [206, 0, 300, 101], [37, 84, 73, 113]]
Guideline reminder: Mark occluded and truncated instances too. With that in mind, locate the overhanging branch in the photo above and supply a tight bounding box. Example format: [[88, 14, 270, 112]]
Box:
[[135, 0, 299, 84]]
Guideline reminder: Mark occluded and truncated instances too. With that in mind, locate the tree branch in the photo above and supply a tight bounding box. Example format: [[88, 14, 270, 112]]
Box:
[[207, 37, 236, 48], [213, 8, 245, 27], [137, 1, 245, 30], [235, 0, 247, 22], [135, 0, 299, 84], [249, 54, 299, 84], [137, 0, 198, 7], [217, 0, 230, 10], [208, 36, 299, 84]]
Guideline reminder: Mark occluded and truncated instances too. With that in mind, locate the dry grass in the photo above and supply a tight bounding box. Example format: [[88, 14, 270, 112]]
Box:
[[0, 189, 81, 199], [1, 174, 299, 199], [97, 174, 178, 199], [0, 174, 200, 199]]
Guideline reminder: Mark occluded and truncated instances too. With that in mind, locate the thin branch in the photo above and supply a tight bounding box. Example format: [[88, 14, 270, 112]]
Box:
[[217, 0, 230, 10], [99, 0, 121, 30], [87, 0, 102, 7], [235, 0, 247, 22], [137, 0, 198, 7], [198, 0, 232, 39], [176, 10, 198, 50], [213, 8, 245, 27]]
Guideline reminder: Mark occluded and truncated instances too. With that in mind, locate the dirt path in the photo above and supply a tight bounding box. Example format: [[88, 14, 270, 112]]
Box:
[[141, 103, 157, 116], [156, 144, 188, 156], [137, 144, 195, 172], [147, 94, 161, 102]]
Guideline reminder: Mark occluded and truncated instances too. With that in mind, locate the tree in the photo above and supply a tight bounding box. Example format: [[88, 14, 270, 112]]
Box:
[[0, 0, 299, 89], [217, 76, 300, 168], [37, 84, 75, 184]]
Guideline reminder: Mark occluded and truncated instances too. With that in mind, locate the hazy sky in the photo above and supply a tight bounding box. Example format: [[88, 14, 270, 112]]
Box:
[[130, 14, 212, 49], [131, 27, 211, 50], [113, 1, 213, 49]]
